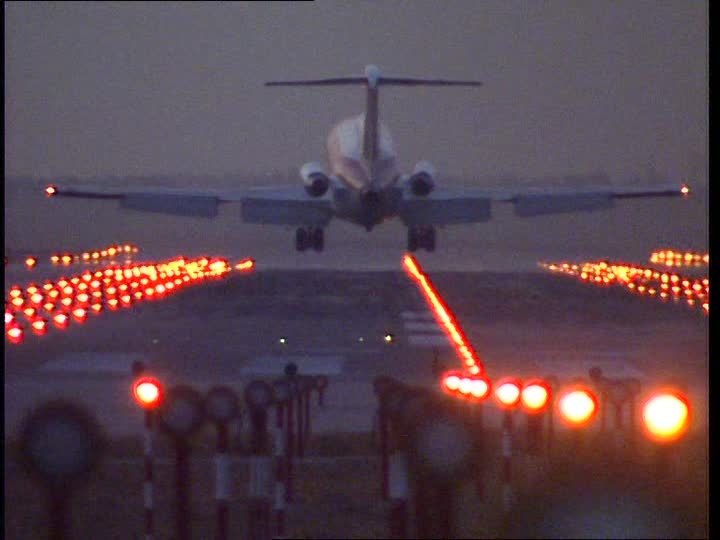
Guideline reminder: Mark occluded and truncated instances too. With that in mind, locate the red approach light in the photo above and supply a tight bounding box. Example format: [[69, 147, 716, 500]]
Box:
[[9, 286, 24, 299], [494, 378, 522, 409], [53, 312, 69, 328], [132, 377, 163, 409], [557, 385, 598, 427], [235, 258, 255, 271], [641, 389, 690, 443], [31, 318, 48, 335], [45, 185, 57, 197], [520, 379, 552, 414], [402, 254, 484, 374], [11, 296, 25, 308], [72, 307, 88, 322], [5, 310, 15, 325], [25, 256, 37, 268], [6, 323, 24, 344], [23, 306, 37, 318]]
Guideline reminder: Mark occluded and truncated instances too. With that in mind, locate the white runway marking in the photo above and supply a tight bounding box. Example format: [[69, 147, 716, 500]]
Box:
[[404, 321, 443, 332], [240, 355, 345, 375], [407, 335, 451, 347], [39, 352, 143, 375], [400, 310, 434, 320]]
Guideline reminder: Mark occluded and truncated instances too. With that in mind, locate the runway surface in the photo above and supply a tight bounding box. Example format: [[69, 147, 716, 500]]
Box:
[[5, 265, 708, 438]]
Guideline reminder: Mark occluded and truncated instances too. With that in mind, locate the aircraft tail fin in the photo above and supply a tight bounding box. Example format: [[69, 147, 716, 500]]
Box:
[[265, 65, 482, 165]]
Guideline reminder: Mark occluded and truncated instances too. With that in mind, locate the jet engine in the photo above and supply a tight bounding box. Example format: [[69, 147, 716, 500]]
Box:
[[408, 161, 436, 196], [300, 162, 331, 197]]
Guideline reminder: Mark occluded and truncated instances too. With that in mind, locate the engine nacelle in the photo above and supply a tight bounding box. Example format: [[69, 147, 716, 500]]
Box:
[[408, 161, 436, 196], [300, 162, 331, 197]]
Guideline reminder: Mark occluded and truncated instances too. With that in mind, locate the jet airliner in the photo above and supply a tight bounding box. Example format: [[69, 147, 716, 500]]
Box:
[[45, 64, 689, 252]]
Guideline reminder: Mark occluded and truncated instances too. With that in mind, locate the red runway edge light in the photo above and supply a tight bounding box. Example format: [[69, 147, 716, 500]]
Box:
[[557, 385, 598, 427], [520, 379, 552, 414], [641, 389, 690, 443], [132, 377, 163, 409]]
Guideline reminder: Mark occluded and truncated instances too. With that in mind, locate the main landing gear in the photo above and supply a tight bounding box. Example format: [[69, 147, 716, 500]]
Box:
[[407, 225, 436, 252], [295, 226, 324, 252]]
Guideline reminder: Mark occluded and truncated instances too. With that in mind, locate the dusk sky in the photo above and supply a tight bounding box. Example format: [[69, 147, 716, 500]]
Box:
[[5, 1, 708, 184]]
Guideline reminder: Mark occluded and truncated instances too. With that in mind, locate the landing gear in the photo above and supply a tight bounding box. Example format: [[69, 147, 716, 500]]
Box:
[[407, 226, 436, 252], [295, 226, 324, 252]]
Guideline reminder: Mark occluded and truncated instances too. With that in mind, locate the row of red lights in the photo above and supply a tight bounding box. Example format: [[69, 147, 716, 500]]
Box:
[[539, 259, 708, 314], [401, 253, 692, 442], [402, 254, 484, 374], [6, 256, 255, 344], [440, 371, 689, 442]]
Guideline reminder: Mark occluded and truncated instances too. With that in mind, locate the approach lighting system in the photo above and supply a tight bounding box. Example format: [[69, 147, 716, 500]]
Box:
[[557, 385, 598, 427], [132, 377, 163, 409], [25, 257, 37, 268], [641, 389, 690, 443], [520, 379, 551, 414], [494, 378, 522, 409], [45, 185, 57, 197], [402, 254, 484, 374], [234, 258, 255, 271], [441, 370, 491, 401]]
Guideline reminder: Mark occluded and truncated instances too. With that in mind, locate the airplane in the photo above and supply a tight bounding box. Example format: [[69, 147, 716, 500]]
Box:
[[44, 64, 690, 252]]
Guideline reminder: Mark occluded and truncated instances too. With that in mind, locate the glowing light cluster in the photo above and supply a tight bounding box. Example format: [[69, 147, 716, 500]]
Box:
[[6, 255, 236, 344], [539, 258, 708, 315], [403, 254, 484, 374], [649, 249, 709, 268], [641, 389, 690, 443], [50, 244, 139, 266], [441, 370, 491, 400]]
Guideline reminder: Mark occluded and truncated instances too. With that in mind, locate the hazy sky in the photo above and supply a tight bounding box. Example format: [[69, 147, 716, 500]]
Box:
[[5, 1, 708, 182]]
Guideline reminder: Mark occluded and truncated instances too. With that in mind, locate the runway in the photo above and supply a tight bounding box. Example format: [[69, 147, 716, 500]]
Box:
[[5, 266, 708, 439]]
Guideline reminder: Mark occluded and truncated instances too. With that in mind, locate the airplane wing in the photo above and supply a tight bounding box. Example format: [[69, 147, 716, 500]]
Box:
[[44, 183, 334, 226], [398, 181, 689, 225]]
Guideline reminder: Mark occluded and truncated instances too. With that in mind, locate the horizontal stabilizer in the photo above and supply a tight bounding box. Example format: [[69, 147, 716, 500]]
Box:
[[265, 77, 482, 87]]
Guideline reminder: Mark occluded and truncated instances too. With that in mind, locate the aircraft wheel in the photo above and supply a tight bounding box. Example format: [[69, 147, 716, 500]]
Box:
[[312, 227, 324, 252], [295, 227, 308, 251]]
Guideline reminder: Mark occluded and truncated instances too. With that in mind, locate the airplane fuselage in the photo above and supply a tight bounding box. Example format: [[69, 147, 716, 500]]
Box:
[[325, 114, 402, 230]]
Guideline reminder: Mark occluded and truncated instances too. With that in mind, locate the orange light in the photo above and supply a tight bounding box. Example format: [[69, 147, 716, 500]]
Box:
[[25, 257, 37, 268], [45, 185, 57, 197], [50, 254, 60, 264], [53, 313, 69, 328], [9, 286, 23, 298], [132, 377, 162, 409], [469, 377, 491, 400], [494, 378, 522, 408], [31, 318, 48, 334], [72, 307, 87, 321], [5, 310, 15, 325], [235, 258, 255, 271], [441, 371, 463, 392], [11, 296, 25, 308], [557, 387, 598, 427], [23, 307, 37, 318], [680, 184, 690, 196], [641, 390, 690, 443], [30, 293, 44, 305], [6, 324, 24, 343], [521, 380, 551, 413]]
